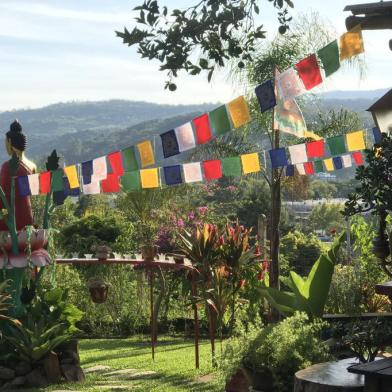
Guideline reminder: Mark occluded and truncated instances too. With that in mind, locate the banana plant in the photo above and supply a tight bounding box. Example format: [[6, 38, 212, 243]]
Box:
[[259, 232, 346, 320]]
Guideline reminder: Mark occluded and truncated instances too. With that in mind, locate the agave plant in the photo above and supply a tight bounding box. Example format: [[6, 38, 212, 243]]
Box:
[[0, 281, 21, 330]]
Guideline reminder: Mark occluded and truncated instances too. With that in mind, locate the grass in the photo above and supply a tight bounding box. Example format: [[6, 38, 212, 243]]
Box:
[[28, 336, 224, 392]]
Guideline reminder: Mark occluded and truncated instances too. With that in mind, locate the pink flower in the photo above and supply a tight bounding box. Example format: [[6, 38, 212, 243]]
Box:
[[176, 219, 185, 228], [188, 211, 195, 220], [198, 206, 208, 214]]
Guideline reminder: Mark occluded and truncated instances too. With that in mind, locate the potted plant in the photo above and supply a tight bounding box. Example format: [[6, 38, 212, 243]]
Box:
[[87, 277, 110, 303], [138, 223, 158, 262]]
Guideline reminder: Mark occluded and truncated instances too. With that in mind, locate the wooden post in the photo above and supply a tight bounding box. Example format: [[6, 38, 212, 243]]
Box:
[[149, 269, 155, 361], [191, 271, 200, 369], [258, 214, 267, 258]]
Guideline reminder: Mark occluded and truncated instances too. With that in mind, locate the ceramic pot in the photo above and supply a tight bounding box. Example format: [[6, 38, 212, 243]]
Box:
[[141, 245, 157, 262]]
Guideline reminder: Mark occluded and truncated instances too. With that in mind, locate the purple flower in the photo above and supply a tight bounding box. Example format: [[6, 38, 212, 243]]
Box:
[[176, 219, 185, 228], [188, 211, 195, 220], [198, 206, 208, 214]]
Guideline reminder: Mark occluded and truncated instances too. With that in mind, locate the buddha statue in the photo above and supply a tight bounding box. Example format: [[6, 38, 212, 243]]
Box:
[[0, 120, 36, 231]]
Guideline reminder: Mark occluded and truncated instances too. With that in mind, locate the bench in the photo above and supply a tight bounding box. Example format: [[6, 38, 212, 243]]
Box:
[[348, 358, 392, 392]]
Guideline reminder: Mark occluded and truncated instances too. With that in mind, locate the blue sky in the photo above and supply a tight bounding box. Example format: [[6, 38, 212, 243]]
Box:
[[0, 0, 391, 111]]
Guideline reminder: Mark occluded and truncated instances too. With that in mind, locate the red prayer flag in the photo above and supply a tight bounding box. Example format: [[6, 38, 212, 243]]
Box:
[[296, 54, 323, 90], [352, 151, 364, 166], [203, 160, 222, 181], [108, 151, 124, 176], [304, 162, 315, 175], [101, 173, 120, 193], [193, 114, 212, 145], [306, 140, 325, 158], [39, 171, 51, 194]]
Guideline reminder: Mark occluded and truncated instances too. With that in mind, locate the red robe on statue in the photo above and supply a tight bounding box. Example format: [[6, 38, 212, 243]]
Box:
[[0, 160, 34, 231]]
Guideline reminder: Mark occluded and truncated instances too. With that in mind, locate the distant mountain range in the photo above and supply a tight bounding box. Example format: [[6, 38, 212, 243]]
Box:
[[0, 89, 387, 164]]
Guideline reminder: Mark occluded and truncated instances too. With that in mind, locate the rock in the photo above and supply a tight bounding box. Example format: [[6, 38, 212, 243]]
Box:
[[104, 368, 157, 380], [25, 368, 49, 388], [44, 351, 62, 383], [15, 361, 32, 376], [0, 366, 15, 380], [84, 365, 112, 374], [0, 376, 25, 390], [225, 369, 249, 392], [61, 364, 85, 382], [60, 350, 80, 365]]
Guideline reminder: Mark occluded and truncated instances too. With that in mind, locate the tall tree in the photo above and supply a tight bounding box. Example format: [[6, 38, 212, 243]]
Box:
[[117, 0, 294, 90]]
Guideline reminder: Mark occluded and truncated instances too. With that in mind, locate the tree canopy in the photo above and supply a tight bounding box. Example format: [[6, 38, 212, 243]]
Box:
[[116, 0, 294, 90]]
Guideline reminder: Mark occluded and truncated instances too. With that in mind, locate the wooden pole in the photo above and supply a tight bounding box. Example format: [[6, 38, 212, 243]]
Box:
[[191, 271, 200, 369], [149, 269, 155, 361]]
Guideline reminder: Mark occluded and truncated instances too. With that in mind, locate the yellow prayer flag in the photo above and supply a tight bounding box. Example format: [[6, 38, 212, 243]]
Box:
[[339, 25, 364, 60], [346, 130, 366, 152], [137, 140, 155, 168], [227, 96, 251, 128], [64, 165, 79, 189], [140, 168, 159, 189], [324, 158, 334, 172], [241, 153, 261, 174]]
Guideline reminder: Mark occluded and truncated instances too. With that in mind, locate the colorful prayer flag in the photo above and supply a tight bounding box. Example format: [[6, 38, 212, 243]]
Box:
[[313, 160, 324, 173], [137, 140, 155, 167], [227, 96, 251, 128], [82, 181, 101, 195], [340, 25, 364, 60], [163, 165, 183, 186], [306, 139, 325, 158], [140, 168, 160, 189], [333, 156, 343, 170], [64, 177, 80, 197], [108, 151, 124, 176], [39, 171, 51, 194], [255, 80, 276, 112], [175, 122, 196, 152], [101, 173, 120, 193], [203, 160, 223, 181], [324, 158, 334, 171], [121, 171, 141, 191], [82, 160, 93, 184], [286, 165, 295, 177], [296, 54, 323, 90], [327, 135, 346, 155], [222, 156, 242, 177], [352, 151, 364, 166], [183, 162, 203, 183], [269, 148, 288, 168], [373, 127, 382, 144], [288, 143, 308, 165], [28, 174, 40, 195], [241, 153, 261, 174], [17, 176, 30, 197], [64, 165, 79, 189], [161, 130, 180, 158], [304, 162, 315, 175], [342, 154, 352, 168], [52, 169, 65, 192], [296, 164, 306, 175], [317, 40, 340, 77], [92, 156, 107, 181], [121, 146, 139, 171], [209, 105, 231, 136], [346, 130, 366, 152], [276, 68, 305, 102], [193, 114, 212, 145]]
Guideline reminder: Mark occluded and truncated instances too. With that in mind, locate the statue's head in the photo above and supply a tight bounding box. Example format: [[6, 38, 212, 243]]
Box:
[[5, 120, 27, 156]]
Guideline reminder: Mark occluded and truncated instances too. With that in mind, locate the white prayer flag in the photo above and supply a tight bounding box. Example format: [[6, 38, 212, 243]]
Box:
[[296, 163, 306, 175], [276, 68, 305, 102], [289, 143, 307, 164], [342, 154, 352, 168], [92, 156, 107, 181], [28, 174, 40, 195], [183, 162, 203, 183], [83, 181, 101, 195], [175, 123, 196, 152]]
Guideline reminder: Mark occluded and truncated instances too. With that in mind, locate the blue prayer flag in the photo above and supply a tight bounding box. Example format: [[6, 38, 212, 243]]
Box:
[[269, 148, 288, 168], [82, 160, 93, 184], [255, 80, 276, 113], [333, 156, 343, 170], [17, 176, 31, 197], [161, 130, 180, 158], [286, 165, 295, 177], [164, 165, 183, 186], [373, 127, 382, 144]]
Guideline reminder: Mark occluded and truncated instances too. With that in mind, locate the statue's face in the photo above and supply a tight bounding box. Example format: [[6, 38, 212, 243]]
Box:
[[5, 137, 12, 156]]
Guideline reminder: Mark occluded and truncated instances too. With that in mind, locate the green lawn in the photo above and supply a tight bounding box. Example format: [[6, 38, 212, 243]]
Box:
[[34, 336, 224, 392]]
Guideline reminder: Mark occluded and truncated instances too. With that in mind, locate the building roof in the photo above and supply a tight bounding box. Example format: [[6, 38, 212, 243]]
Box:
[[344, 1, 392, 16], [367, 89, 392, 112]]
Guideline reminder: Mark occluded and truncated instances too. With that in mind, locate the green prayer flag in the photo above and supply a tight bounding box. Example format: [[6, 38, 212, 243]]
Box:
[[313, 160, 324, 173], [121, 171, 141, 191], [317, 40, 340, 77], [51, 169, 65, 192], [209, 105, 231, 136], [327, 135, 346, 155], [122, 146, 139, 171], [222, 156, 242, 177]]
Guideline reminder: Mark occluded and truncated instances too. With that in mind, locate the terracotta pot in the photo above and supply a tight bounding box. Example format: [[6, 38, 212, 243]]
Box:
[[141, 245, 157, 262], [225, 368, 250, 392]]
